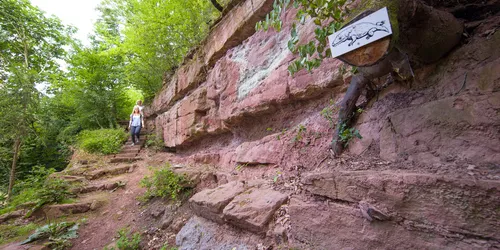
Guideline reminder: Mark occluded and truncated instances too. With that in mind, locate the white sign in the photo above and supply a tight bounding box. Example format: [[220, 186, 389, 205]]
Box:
[[328, 7, 393, 58]]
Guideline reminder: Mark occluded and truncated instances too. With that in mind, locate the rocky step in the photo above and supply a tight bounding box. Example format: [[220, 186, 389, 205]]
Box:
[[119, 148, 141, 154], [38, 201, 100, 219], [121, 145, 143, 151], [125, 138, 144, 144], [71, 180, 126, 194], [84, 165, 135, 180], [109, 157, 142, 163], [125, 137, 145, 143], [0, 210, 25, 224], [170, 165, 218, 188], [301, 171, 500, 241], [113, 153, 138, 158], [60, 164, 100, 176], [51, 174, 87, 184], [189, 180, 288, 233]]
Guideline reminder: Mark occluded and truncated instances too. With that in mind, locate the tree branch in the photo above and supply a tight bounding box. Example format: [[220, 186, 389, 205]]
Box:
[[209, 0, 223, 12]]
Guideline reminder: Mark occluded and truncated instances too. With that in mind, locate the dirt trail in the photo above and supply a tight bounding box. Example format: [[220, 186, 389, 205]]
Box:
[[70, 157, 150, 250], [1, 135, 177, 250]]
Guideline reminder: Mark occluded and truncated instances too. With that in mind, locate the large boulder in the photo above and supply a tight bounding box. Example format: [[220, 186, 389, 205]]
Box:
[[189, 181, 246, 223], [223, 187, 288, 233]]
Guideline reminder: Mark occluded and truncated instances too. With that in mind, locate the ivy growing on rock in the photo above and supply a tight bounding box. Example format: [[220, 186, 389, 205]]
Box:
[[255, 0, 349, 75]]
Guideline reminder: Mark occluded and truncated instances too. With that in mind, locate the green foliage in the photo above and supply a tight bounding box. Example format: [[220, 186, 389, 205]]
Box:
[[104, 228, 141, 250], [21, 221, 79, 249], [101, 0, 222, 101], [116, 229, 141, 250], [0, 0, 74, 196], [0, 166, 73, 218], [235, 163, 248, 171], [0, 166, 56, 215], [320, 99, 340, 128], [145, 133, 164, 152], [77, 129, 128, 155], [30, 178, 73, 212], [256, 0, 349, 75], [293, 124, 307, 142], [276, 128, 287, 140], [335, 123, 362, 147], [140, 163, 188, 201], [160, 246, 178, 250], [120, 88, 144, 121], [0, 223, 37, 245], [273, 170, 282, 183]]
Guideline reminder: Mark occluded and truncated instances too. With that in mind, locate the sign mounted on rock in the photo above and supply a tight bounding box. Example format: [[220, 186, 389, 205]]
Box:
[[328, 7, 392, 58]]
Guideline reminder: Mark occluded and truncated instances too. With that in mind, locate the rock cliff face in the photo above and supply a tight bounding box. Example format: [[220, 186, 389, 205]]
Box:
[[146, 0, 500, 248]]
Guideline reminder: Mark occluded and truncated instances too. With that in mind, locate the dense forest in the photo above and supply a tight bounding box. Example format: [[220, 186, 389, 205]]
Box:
[[0, 0, 229, 203]]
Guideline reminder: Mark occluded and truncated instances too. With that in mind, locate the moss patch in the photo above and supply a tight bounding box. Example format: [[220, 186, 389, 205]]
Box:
[[0, 223, 38, 245]]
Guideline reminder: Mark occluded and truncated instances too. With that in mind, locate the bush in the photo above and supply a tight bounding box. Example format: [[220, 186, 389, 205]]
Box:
[[335, 123, 362, 147], [144, 133, 164, 152], [104, 228, 141, 250], [116, 229, 141, 250], [25, 177, 73, 217], [140, 163, 188, 201], [0, 166, 55, 215], [0, 166, 73, 217], [78, 129, 128, 155], [0, 223, 37, 245], [21, 221, 80, 249]]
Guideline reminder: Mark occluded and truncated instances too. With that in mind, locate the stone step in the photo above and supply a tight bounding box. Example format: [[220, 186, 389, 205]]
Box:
[[85, 165, 134, 180], [190, 181, 247, 223], [120, 148, 141, 154], [301, 171, 500, 240], [189, 180, 288, 233], [126, 138, 144, 143], [114, 153, 138, 158], [61, 164, 99, 176], [121, 144, 143, 151], [71, 180, 126, 194], [222, 187, 288, 233], [39, 201, 99, 219], [109, 157, 142, 163], [51, 174, 88, 184], [0, 210, 25, 224]]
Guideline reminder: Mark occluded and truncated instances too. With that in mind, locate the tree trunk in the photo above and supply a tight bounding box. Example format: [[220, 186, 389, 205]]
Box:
[[331, 0, 463, 156], [210, 0, 224, 12], [7, 137, 22, 200], [332, 74, 369, 155]]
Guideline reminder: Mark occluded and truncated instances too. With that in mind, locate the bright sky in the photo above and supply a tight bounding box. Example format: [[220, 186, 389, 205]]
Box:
[[30, 0, 102, 45]]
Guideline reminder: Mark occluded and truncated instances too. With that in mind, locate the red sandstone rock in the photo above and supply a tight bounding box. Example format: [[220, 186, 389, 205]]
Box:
[[222, 187, 288, 233], [149, 0, 276, 117], [189, 181, 246, 223], [301, 171, 500, 239], [288, 198, 492, 249], [379, 92, 500, 163], [235, 135, 284, 165], [42, 202, 93, 219]]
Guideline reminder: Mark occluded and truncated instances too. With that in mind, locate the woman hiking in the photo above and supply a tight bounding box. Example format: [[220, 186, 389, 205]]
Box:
[[128, 106, 144, 145]]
